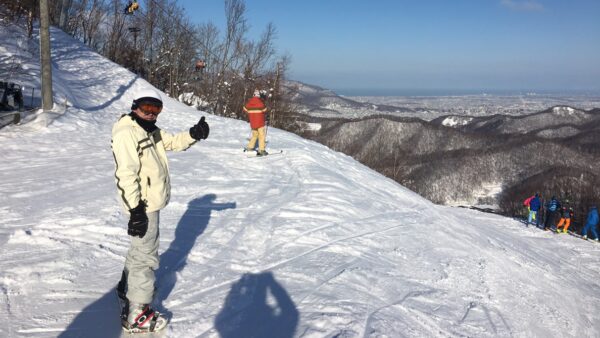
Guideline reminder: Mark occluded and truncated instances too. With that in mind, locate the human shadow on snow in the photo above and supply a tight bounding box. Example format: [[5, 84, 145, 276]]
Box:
[[215, 272, 299, 338], [57, 286, 123, 338], [59, 194, 235, 338], [154, 194, 236, 316]]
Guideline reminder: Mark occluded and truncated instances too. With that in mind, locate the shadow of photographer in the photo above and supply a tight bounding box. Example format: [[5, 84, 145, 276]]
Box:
[[215, 271, 299, 338]]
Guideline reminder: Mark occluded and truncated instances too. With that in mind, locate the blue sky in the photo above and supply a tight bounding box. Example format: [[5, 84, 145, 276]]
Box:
[[176, 0, 600, 94]]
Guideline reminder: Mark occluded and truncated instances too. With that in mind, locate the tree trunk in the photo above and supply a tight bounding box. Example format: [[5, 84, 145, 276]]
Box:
[[40, 0, 54, 111], [59, 0, 72, 31], [27, 8, 34, 38]]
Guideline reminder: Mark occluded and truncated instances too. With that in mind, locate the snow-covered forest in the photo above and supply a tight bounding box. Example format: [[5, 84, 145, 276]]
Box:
[[288, 85, 600, 230], [286, 81, 600, 120], [0, 0, 292, 123], [2, 6, 600, 338]]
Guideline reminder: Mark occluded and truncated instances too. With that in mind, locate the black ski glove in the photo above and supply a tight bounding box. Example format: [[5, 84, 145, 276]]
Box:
[[189, 116, 210, 140], [128, 201, 148, 238]]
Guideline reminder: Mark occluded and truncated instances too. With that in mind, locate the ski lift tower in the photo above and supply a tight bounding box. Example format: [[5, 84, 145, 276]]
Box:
[[128, 26, 141, 73], [125, 1, 141, 74], [128, 26, 141, 49]]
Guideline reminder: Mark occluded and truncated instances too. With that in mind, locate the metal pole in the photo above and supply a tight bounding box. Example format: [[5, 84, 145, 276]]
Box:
[[133, 31, 138, 73], [40, 0, 54, 111]]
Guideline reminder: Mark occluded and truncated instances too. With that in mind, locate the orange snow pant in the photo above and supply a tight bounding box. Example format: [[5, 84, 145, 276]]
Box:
[[556, 218, 571, 232]]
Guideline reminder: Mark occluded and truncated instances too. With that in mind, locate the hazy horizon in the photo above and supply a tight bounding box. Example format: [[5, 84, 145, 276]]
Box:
[[332, 87, 600, 97]]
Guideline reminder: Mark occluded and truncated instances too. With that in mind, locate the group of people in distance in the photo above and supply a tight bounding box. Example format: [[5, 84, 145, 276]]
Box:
[[523, 193, 599, 241]]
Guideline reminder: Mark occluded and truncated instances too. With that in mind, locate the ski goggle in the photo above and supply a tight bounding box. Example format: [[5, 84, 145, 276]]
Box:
[[139, 103, 162, 115]]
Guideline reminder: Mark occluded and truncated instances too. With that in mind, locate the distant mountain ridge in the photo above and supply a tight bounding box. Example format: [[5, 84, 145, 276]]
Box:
[[285, 80, 600, 120], [285, 81, 600, 228], [432, 106, 600, 138], [284, 81, 415, 118]]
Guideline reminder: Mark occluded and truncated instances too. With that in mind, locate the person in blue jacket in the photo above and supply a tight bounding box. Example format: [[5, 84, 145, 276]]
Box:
[[527, 193, 541, 227], [582, 206, 599, 241], [543, 196, 561, 231]]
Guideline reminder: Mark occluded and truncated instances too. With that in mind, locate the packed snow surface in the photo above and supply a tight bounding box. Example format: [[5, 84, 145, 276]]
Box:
[[1, 26, 600, 338]]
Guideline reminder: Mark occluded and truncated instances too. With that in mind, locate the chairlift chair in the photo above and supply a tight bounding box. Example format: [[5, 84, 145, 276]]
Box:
[[124, 0, 139, 15], [195, 60, 206, 72]]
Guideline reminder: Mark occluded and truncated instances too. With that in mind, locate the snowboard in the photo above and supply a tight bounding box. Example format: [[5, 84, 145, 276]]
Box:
[[566, 231, 600, 243], [581, 236, 600, 243]]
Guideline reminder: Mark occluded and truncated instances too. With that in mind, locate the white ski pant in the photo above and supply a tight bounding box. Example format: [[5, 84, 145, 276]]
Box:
[[125, 211, 160, 304], [247, 126, 266, 152]]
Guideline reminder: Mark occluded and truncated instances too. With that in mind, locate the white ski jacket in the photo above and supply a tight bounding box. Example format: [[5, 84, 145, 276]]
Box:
[[112, 114, 196, 213]]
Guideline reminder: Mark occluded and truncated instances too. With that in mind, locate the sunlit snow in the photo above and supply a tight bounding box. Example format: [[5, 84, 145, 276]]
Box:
[[1, 25, 600, 338]]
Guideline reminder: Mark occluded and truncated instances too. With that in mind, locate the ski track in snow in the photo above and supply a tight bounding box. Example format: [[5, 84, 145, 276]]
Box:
[[1, 26, 600, 338]]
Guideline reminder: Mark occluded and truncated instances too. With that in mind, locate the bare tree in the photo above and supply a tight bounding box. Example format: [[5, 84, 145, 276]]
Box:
[[75, 0, 107, 47], [59, 0, 73, 30], [187, 0, 289, 124], [103, 0, 128, 62], [210, 0, 247, 115], [1, 0, 292, 127], [192, 22, 221, 103], [0, 0, 39, 38]]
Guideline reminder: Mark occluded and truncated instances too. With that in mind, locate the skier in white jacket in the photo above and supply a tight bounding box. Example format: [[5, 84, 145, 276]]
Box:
[[112, 88, 209, 333]]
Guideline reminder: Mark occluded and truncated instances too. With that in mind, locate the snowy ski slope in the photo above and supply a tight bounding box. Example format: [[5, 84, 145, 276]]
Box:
[[1, 25, 600, 338]]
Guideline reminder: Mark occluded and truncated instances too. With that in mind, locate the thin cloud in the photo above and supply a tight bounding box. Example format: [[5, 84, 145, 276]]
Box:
[[501, 0, 544, 12]]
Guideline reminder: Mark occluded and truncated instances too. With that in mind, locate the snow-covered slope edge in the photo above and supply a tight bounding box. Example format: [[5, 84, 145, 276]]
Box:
[[1, 25, 600, 338]]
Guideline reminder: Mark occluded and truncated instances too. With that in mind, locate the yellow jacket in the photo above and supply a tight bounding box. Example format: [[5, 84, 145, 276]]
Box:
[[111, 114, 196, 212]]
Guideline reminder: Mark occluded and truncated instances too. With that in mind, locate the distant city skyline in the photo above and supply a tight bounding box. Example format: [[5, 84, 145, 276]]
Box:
[[178, 0, 600, 94]]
